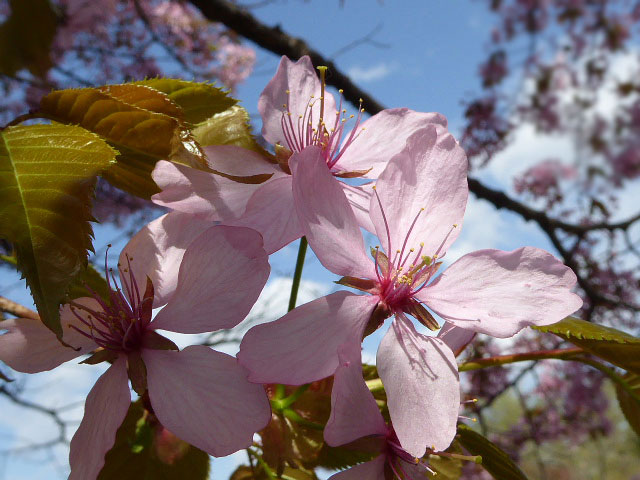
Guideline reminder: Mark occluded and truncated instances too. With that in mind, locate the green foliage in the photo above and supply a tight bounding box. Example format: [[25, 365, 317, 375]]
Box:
[[534, 317, 640, 374], [616, 372, 640, 437], [39, 84, 207, 198], [193, 105, 271, 155], [456, 424, 529, 480], [0, 0, 57, 77], [65, 262, 111, 302], [135, 79, 237, 124], [1, 253, 109, 303], [0, 124, 116, 336], [230, 465, 318, 480], [98, 400, 210, 480], [262, 380, 332, 473], [427, 442, 464, 479]]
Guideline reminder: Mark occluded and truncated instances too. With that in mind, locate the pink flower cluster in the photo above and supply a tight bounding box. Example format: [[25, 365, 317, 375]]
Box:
[[0, 56, 582, 478]]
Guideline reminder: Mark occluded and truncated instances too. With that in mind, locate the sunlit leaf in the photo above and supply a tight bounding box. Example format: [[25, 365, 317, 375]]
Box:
[[615, 372, 640, 437], [262, 379, 332, 472], [230, 465, 318, 480], [98, 400, 210, 480], [456, 424, 528, 480], [427, 441, 464, 479], [0, 124, 116, 336], [193, 105, 271, 156], [40, 84, 206, 198], [0, 0, 57, 77], [534, 317, 640, 374], [136, 79, 237, 124]]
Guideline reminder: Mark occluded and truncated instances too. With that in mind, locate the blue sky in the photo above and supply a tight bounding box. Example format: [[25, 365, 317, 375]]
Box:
[[0, 1, 591, 478]]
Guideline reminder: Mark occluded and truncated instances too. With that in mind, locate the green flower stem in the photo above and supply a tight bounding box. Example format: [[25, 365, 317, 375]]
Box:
[[247, 448, 277, 480], [273, 384, 286, 400], [282, 408, 325, 430], [279, 383, 310, 409], [287, 237, 308, 312], [458, 347, 584, 371]]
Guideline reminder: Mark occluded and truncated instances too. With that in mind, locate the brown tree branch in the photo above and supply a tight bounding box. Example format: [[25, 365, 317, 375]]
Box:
[[0, 296, 38, 320], [186, 0, 640, 237]]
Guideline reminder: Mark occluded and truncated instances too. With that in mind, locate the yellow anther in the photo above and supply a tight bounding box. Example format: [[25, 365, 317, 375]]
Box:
[[285, 89, 290, 94], [453, 223, 458, 228], [339, 89, 344, 93], [342, 109, 347, 113], [359, 98, 363, 102], [342, 119, 346, 123], [287, 112, 292, 116], [349, 114, 354, 119], [310, 94, 315, 98], [372, 185, 377, 190], [420, 242, 425, 247], [360, 108, 365, 113]]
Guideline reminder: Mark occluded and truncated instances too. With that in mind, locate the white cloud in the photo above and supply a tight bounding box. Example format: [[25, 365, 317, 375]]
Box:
[[484, 123, 574, 185], [347, 62, 394, 82]]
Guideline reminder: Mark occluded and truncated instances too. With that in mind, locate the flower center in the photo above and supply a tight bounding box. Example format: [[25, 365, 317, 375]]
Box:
[[384, 431, 437, 480], [371, 187, 456, 315], [67, 248, 153, 354], [277, 66, 365, 171]]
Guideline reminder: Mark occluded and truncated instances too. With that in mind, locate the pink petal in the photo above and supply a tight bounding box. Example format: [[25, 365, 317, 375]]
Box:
[[336, 108, 448, 178], [203, 145, 281, 177], [152, 160, 260, 221], [377, 316, 459, 457], [227, 176, 302, 254], [324, 345, 388, 447], [238, 292, 377, 385], [258, 55, 337, 147], [418, 247, 583, 338], [437, 322, 476, 357], [0, 299, 100, 373], [369, 126, 468, 261], [328, 456, 386, 480], [152, 226, 269, 333], [69, 356, 130, 480], [143, 345, 271, 457], [341, 181, 376, 233], [120, 212, 212, 307], [290, 147, 375, 279]]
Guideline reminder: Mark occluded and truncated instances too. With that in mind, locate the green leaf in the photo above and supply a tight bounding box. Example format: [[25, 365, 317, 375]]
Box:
[[65, 262, 111, 302], [615, 372, 640, 437], [192, 105, 271, 155], [39, 84, 206, 198], [136, 79, 237, 125], [230, 465, 318, 480], [98, 400, 210, 480], [1, 253, 109, 303], [0, 0, 57, 77], [456, 424, 528, 480], [0, 124, 116, 336], [427, 441, 464, 479], [534, 317, 640, 374]]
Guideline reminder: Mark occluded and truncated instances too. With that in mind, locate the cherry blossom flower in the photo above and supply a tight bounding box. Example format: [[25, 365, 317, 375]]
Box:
[[238, 126, 582, 456], [152, 55, 447, 253], [514, 159, 577, 200], [0, 222, 271, 479], [325, 349, 450, 480]]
